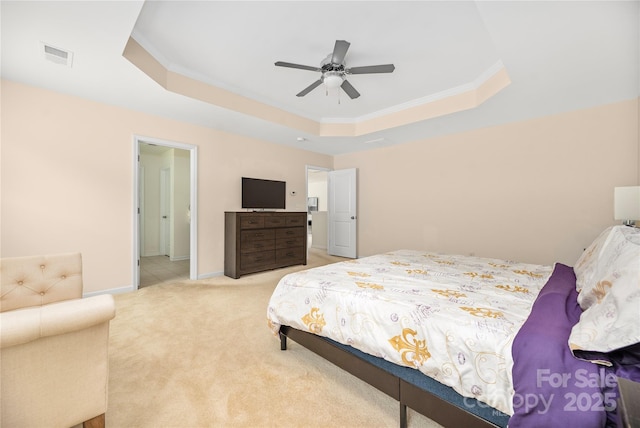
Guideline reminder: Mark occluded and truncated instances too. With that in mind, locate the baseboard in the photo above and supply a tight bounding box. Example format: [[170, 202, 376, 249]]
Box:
[[170, 255, 190, 262], [83, 285, 134, 298], [142, 251, 162, 257], [197, 270, 224, 280], [82, 271, 223, 296]]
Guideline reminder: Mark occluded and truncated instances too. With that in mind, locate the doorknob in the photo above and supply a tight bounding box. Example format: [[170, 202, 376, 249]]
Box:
[[162, 216, 168, 219], [351, 216, 356, 220]]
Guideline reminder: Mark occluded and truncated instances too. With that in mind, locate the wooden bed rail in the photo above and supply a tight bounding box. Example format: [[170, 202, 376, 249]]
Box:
[[279, 326, 502, 428]]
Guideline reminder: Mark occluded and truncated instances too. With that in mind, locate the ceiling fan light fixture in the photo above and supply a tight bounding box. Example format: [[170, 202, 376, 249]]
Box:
[[275, 40, 395, 99], [323, 71, 344, 89]]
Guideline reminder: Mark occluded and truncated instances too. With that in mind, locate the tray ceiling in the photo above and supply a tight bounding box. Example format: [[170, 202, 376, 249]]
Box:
[[2, 1, 638, 155]]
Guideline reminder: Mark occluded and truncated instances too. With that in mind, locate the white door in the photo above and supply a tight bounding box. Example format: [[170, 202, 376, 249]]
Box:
[[328, 168, 357, 258], [160, 168, 171, 257]]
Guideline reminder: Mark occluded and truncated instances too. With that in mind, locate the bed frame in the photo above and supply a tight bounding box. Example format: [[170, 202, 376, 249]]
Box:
[[279, 325, 509, 428]]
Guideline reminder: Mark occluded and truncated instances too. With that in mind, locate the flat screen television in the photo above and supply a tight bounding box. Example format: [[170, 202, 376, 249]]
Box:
[[242, 177, 286, 210]]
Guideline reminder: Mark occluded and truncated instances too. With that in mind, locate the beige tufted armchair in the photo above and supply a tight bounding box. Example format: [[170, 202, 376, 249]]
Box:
[[0, 253, 116, 428]]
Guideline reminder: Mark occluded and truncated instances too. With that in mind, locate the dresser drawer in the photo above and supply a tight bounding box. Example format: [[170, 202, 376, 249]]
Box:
[[276, 247, 305, 265], [241, 239, 275, 253], [241, 229, 275, 243], [285, 215, 306, 227], [275, 236, 305, 249], [276, 227, 305, 240], [239, 215, 264, 229], [240, 251, 275, 270], [265, 216, 287, 228]]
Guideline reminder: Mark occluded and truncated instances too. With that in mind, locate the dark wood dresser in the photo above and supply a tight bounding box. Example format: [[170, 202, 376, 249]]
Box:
[[224, 211, 307, 279]]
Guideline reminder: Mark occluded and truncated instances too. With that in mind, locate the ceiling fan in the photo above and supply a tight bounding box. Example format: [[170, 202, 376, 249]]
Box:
[[274, 40, 395, 99]]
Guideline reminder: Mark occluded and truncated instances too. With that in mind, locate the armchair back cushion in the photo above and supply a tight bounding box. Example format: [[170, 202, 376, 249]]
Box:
[[1, 252, 83, 312]]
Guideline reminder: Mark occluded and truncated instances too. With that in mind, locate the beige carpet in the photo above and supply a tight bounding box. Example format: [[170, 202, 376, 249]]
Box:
[[107, 249, 443, 427]]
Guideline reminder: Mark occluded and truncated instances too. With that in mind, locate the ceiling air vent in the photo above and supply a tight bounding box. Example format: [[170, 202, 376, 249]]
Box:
[[42, 43, 73, 67]]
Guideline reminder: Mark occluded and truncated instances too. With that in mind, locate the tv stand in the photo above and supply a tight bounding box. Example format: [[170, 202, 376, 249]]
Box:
[[224, 211, 307, 279]]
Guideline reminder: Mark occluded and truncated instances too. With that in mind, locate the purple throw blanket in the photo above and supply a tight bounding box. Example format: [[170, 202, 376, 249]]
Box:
[[510, 263, 629, 428]]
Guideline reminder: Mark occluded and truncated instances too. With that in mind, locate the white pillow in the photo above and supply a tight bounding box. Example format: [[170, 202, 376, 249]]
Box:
[[569, 226, 640, 360], [574, 226, 613, 298]]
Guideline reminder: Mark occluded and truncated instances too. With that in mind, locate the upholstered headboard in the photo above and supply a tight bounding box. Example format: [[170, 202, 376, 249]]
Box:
[[0, 253, 83, 312]]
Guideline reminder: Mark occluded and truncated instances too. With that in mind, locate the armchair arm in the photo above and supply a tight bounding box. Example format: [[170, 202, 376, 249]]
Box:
[[1, 294, 115, 349]]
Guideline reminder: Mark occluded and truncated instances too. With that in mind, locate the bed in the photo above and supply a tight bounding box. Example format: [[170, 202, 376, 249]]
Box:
[[267, 226, 640, 427]]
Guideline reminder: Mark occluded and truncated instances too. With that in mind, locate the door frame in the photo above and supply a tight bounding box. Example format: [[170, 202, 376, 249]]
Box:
[[132, 135, 198, 289]]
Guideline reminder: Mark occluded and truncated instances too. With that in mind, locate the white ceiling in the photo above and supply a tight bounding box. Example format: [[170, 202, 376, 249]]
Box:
[[2, 1, 638, 155], [131, 1, 500, 120]]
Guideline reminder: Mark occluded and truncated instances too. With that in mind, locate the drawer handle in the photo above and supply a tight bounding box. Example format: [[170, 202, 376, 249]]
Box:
[[254, 233, 263, 238], [255, 244, 263, 248], [286, 252, 294, 257], [286, 231, 294, 235], [249, 221, 258, 224], [286, 240, 296, 245]]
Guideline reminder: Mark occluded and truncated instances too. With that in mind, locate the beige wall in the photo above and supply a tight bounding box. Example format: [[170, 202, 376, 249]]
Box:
[[335, 98, 639, 266], [1, 80, 332, 293], [2, 79, 638, 293]]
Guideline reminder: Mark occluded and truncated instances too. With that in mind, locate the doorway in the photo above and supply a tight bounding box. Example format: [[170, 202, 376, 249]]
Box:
[[306, 166, 329, 252], [306, 165, 358, 258], [133, 136, 198, 289]]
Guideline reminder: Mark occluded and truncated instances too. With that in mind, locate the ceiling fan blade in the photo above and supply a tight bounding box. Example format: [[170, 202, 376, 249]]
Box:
[[331, 40, 350, 64], [296, 79, 323, 97], [275, 61, 322, 72], [341, 80, 360, 99], [347, 64, 395, 74]]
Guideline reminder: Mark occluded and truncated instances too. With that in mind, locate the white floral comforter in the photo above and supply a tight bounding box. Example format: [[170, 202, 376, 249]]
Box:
[[267, 250, 552, 415]]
